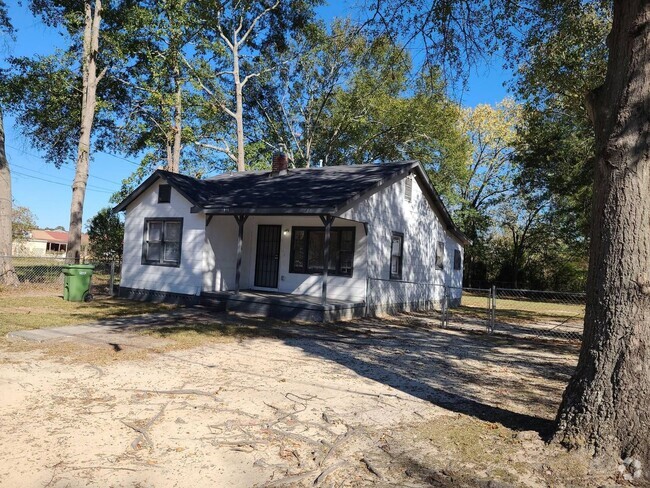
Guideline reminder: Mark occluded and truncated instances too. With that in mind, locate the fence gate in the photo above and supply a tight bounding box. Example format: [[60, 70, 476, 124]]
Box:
[[492, 288, 584, 342], [443, 286, 493, 334]]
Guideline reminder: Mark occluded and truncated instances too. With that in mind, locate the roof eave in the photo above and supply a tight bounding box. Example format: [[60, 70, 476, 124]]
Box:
[[112, 170, 201, 213], [195, 206, 338, 216], [411, 164, 471, 246]]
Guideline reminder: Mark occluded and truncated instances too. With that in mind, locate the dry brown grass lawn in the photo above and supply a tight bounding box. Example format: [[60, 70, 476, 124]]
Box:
[[0, 295, 177, 337]]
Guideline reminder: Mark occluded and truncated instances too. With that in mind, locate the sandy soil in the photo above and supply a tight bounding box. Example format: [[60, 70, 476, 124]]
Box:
[[0, 314, 623, 487]]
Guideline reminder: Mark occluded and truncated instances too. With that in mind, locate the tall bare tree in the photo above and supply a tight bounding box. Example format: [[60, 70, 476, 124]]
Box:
[[186, 0, 319, 171], [67, 0, 106, 262]]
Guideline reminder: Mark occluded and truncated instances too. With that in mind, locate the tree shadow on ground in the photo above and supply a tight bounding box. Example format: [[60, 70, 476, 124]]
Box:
[[277, 315, 578, 437], [46, 307, 575, 438]]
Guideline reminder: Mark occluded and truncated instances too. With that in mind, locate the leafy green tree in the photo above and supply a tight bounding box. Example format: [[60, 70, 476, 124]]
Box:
[[12, 205, 37, 241], [112, 0, 201, 175], [1, 0, 130, 262], [455, 99, 520, 286], [87, 208, 124, 260], [183, 0, 321, 171], [368, 0, 650, 471], [513, 2, 610, 253], [250, 22, 468, 182]]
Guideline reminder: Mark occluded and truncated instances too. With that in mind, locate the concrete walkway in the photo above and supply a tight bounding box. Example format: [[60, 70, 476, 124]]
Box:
[[6, 308, 213, 343]]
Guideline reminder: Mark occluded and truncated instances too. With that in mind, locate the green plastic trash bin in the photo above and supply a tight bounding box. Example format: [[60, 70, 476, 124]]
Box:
[[62, 264, 95, 302]]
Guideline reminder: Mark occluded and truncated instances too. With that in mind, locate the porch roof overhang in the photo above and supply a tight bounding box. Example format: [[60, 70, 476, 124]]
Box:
[[191, 206, 337, 216]]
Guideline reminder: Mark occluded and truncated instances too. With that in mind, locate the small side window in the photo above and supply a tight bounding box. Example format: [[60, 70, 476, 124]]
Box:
[[158, 184, 171, 203], [390, 232, 404, 280], [454, 249, 461, 270], [435, 241, 445, 270]]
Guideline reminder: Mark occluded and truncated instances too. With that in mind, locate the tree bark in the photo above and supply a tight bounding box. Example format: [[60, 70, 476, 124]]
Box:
[[554, 0, 650, 473], [66, 0, 103, 263], [0, 109, 19, 286], [168, 55, 182, 173], [232, 38, 246, 172]]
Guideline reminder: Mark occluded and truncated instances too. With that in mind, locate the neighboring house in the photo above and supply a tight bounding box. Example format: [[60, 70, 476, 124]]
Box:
[[113, 159, 468, 321], [12, 229, 89, 258]]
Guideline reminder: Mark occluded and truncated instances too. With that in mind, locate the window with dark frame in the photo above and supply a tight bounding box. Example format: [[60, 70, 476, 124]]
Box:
[[435, 241, 445, 269], [158, 184, 171, 203], [404, 176, 413, 202], [289, 227, 355, 277], [142, 218, 183, 266], [390, 232, 404, 280], [453, 249, 462, 270]]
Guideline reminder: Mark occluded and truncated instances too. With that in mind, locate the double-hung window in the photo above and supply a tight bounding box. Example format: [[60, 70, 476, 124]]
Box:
[[390, 232, 404, 280], [290, 227, 355, 277], [435, 241, 445, 269], [143, 218, 183, 266], [453, 249, 462, 270]]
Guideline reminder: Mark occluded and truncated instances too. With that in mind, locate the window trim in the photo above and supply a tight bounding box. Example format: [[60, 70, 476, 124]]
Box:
[[141, 217, 183, 267], [435, 240, 445, 270], [158, 184, 172, 204], [289, 226, 356, 277], [390, 231, 404, 280]]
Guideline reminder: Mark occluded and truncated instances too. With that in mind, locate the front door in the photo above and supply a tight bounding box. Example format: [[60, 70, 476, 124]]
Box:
[[254, 225, 281, 288]]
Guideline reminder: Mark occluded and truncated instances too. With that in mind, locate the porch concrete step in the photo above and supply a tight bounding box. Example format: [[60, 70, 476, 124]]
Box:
[[198, 295, 228, 311]]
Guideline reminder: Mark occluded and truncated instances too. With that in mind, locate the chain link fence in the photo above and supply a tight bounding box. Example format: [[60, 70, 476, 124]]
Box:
[[367, 278, 585, 343], [0, 256, 121, 297]]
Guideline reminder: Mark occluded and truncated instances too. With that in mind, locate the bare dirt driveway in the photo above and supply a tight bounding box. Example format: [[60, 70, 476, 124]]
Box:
[[0, 311, 622, 487]]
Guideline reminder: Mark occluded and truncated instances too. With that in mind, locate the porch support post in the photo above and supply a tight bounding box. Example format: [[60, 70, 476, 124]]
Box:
[[320, 215, 335, 307], [234, 215, 248, 295]]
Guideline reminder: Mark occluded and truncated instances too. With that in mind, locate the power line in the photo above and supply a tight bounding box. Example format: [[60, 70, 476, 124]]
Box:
[[10, 162, 119, 192], [6, 142, 142, 177], [6, 143, 126, 185], [95, 150, 142, 167], [11, 170, 115, 195]]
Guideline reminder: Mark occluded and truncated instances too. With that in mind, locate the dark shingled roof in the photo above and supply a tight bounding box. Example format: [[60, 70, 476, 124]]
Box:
[[113, 161, 469, 244]]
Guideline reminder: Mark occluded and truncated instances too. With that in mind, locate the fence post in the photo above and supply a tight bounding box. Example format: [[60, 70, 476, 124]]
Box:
[[490, 285, 496, 333], [441, 285, 449, 328], [365, 276, 370, 317], [109, 260, 115, 297]]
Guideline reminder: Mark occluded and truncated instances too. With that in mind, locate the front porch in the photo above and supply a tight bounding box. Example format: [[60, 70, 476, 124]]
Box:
[[200, 290, 366, 323], [203, 214, 368, 308]]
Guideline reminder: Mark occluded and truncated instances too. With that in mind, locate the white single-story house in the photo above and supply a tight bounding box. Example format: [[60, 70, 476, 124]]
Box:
[[113, 159, 468, 321]]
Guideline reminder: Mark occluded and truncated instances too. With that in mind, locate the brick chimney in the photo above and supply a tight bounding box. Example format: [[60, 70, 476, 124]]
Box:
[[271, 151, 288, 176]]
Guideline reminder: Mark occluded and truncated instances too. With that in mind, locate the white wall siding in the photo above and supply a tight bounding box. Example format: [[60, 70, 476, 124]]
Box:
[[121, 179, 205, 295], [341, 172, 464, 309]]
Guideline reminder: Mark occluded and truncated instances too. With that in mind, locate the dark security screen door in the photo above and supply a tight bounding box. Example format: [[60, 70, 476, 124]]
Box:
[[254, 225, 281, 288]]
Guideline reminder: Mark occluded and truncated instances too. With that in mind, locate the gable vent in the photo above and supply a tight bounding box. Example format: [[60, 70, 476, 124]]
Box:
[[404, 175, 413, 202]]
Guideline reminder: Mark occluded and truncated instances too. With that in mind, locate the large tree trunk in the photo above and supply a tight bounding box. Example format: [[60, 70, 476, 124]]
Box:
[[66, 0, 103, 263], [0, 110, 19, 286], [554, 0, 650, 474]]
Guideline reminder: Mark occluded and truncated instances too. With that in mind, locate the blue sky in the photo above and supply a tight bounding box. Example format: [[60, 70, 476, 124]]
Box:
[[3, 1, 510, 230]]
